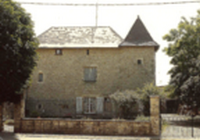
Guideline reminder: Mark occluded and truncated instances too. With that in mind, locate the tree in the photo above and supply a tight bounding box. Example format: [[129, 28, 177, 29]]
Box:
[[0, 0, 38, 103], [137, 82, 165, 115], [163, 10, 200, 108]]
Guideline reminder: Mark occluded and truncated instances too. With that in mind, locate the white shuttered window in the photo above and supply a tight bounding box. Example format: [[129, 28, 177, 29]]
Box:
[[76, 97, 104, 115], [83, 97, 96, 114], [76, 97, 82, 114], [96, 97, 104, 114]]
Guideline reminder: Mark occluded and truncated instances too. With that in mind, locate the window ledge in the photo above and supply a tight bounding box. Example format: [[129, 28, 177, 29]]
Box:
[[84, 112, 96, 114], [83, 80, 96, 82]]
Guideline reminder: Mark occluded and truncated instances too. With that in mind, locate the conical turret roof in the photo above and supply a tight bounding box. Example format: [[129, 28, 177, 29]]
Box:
[[119, 16, 159, 50]]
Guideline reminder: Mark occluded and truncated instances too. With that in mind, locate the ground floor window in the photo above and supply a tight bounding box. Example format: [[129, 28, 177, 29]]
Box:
[[76, 97, 104, 115], [83, 97, 96, 114]]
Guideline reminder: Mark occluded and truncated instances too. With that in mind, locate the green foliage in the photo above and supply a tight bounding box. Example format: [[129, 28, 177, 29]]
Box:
[[30, 110, 40, 117], [0, 0, 38, 103], [110, 82, 164, 118], [137, 82, 160, 102], [137, 82, 164, 115], [163, 10, 200, 107], [134, 115, 149, 121], [110, 90, 143, 119], [164, 85, 176, 98], [4, 119, 14, 126]]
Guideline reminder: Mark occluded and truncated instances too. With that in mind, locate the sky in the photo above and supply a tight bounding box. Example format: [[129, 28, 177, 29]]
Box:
[[14, 0, 200, 86]]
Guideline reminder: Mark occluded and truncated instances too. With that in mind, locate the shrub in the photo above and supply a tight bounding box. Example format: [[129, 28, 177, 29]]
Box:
[[110, 90, 143, 119]]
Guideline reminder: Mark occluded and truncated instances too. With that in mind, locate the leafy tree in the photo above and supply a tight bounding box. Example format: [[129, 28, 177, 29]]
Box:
[[110, 90, 143, 119], [163, 10, 200, 108], [137, 82, 165, 115], [0, 0, 38, 103]]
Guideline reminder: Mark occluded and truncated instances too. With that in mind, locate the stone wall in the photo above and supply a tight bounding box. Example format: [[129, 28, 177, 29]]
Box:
[[15, 96, 160, 136], [150, 96, 160, 136], [19, 119, 150, 136]]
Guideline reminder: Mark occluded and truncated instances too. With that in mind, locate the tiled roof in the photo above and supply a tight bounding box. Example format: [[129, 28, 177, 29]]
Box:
[[38, 26, 122, 48], [119, 16, 159, 50]]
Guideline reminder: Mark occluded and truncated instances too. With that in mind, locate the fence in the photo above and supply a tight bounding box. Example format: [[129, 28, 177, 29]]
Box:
[[161, 114, 200, 137]]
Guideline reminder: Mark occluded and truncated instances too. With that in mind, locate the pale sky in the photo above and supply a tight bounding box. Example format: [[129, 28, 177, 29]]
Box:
[[14, 0, 200, 86]]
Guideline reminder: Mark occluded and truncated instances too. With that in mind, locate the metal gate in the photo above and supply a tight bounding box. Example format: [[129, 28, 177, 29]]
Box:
[[161, 114, 200, 137]]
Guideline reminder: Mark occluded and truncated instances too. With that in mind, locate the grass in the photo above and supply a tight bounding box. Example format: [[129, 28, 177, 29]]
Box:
[[134, 115, 150, 121], [161, 120, 169, 132], [4, 119, 14, 126]]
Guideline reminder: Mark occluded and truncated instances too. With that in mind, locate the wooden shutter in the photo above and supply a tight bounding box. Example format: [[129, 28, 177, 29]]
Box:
[[96, 97, 104, 114], [91, 68, 96, 81], [76, 97, 82, 114], [84, 67, 97, 81]]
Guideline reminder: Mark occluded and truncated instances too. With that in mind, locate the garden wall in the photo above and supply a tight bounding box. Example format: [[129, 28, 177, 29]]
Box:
[[19, 119, 150, 136], [14, 96, 160, 136]]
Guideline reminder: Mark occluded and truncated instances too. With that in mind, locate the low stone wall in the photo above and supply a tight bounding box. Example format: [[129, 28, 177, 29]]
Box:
[[14, 96, 160, 136], [19, 118, 151, 136]]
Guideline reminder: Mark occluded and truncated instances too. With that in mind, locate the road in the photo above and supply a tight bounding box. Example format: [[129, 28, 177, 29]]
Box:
[[0, 133, 152, 140], [0, 125, 150, 140]]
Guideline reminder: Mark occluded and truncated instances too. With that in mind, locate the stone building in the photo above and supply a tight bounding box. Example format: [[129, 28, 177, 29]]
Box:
[[25, 16, 159, 118]]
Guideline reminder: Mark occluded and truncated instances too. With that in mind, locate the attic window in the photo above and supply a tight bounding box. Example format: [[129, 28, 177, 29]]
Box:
[[86, 50, 89, 55], [137, 59, 143, 65], [55, 49, 62, 55]]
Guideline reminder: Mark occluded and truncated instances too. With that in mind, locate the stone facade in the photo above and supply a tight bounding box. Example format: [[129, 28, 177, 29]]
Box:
[[26, 47, 155, 118], [29, 47, 155, 99]]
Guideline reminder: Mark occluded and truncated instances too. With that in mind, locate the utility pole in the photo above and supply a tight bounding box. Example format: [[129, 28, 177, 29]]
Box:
[[92, 0, 98, 44], [95, 0, 98, 27]]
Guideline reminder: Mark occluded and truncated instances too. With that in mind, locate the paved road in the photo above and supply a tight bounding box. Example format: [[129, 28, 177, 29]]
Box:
[[0, 133, 153, 140], [0, 125, 151, 140], [161, 114, 200, 137], [0, 133, 199, 140]]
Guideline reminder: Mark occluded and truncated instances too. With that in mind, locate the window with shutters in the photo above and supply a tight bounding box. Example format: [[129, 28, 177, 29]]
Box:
[[83, 97, 96, 114], [84, 67, 97, 82]]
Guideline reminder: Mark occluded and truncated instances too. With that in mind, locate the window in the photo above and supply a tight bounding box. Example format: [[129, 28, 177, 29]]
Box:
[[83, 97, 96, 114], [86, 50, 89, 55], [38, 73, 43, 82], [37, 104, 42, 110], [76, 97, 103, 114], [104, 97, 111, 112], [55, 49, 62, 55], [137, 59, 143, 65], [84, 67, 97, 82]]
